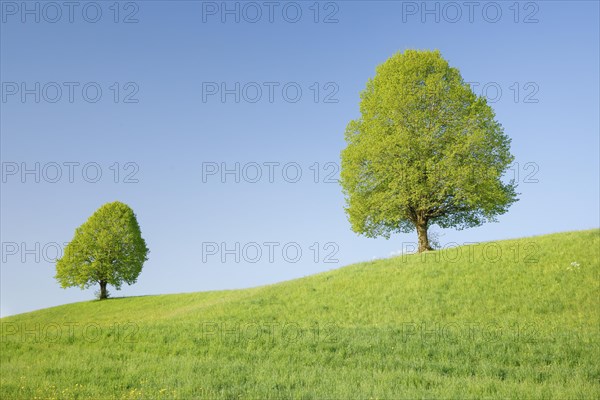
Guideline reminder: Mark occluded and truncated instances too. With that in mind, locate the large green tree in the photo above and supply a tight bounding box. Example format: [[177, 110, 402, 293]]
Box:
[[55, 201, 149, 299], [340, 50, 517, 253]]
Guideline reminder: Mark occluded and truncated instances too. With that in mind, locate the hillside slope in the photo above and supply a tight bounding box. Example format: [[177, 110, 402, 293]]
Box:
[[1, 229, 599, 399]]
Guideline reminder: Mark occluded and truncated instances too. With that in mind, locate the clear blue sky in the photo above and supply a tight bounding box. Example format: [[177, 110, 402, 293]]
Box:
[[1, 1, 598, 317]]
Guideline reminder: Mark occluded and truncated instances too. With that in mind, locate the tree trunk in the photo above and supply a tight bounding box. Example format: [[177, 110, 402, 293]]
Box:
[[99, 281, 108, 300], [416, 221, 433, 253]]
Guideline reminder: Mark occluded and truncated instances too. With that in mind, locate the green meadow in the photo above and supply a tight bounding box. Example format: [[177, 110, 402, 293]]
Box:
[[1, 229, 599, 399]]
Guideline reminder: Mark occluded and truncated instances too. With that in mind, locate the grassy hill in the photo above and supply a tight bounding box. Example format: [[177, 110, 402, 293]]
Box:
[[1, 229, 599, 399]]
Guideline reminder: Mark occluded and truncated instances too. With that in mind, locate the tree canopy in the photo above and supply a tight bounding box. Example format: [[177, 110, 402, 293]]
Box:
[[340, 50, 518, 252], [55, 201, 149, 299]]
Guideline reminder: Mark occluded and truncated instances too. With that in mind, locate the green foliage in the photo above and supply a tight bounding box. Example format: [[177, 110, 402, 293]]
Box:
[[341, 50, 518, 240], [2, 230, 598, 399], [55, 201, 149, 297]]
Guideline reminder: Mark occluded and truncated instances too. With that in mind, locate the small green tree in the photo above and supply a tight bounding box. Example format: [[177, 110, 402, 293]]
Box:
[[55, 201, 149, 299], [340, 50, 517, 253]]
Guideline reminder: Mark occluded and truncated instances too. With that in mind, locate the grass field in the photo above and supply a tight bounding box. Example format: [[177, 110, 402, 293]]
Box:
[[1, 229, 599, 399]]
